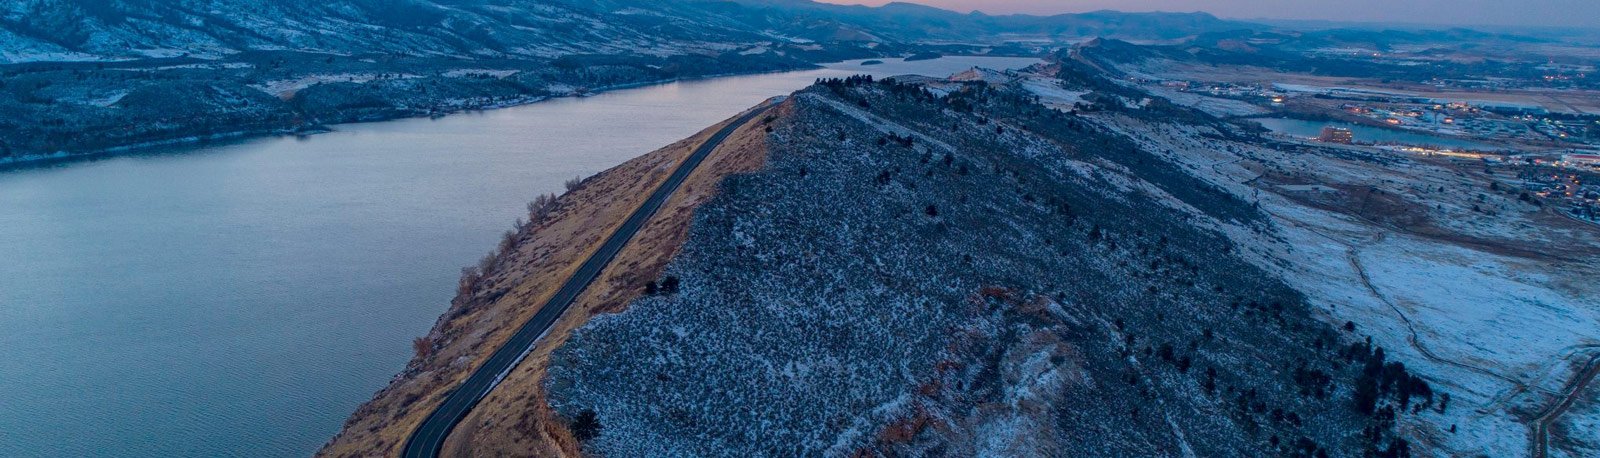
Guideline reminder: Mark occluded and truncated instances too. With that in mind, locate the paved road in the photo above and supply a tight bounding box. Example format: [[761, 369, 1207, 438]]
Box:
[[1532, 352, 1600, 458], [402, 101, 776, 458]]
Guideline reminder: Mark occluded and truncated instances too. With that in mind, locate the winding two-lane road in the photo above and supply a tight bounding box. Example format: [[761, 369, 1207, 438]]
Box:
[[1532, 353, 1600, 458], [402, 101, 776, 458]]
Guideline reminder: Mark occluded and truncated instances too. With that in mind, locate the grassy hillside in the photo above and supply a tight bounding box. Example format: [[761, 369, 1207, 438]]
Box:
[[536, 76, 1429, 455]]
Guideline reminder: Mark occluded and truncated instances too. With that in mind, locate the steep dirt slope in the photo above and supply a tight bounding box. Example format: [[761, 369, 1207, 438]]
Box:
[[318, 104, 776, 457]]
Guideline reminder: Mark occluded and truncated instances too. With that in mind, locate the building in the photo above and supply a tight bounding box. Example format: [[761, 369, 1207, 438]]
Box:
[[1318, 126, 1355, 144], [1564, 153, 1600, 168]]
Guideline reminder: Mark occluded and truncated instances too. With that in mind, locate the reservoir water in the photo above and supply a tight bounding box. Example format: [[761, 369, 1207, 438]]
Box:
[[0, 56, 1040, 457], [1253, 117, 1501, 150]]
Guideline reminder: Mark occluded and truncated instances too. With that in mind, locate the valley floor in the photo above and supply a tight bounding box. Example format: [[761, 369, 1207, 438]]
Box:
[[1074, 99, 1600, 457]]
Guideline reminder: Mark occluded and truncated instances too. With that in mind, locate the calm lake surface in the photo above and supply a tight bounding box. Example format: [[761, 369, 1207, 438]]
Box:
[[1254, 117, 1500, 150], [0, 57, 1039, 457]]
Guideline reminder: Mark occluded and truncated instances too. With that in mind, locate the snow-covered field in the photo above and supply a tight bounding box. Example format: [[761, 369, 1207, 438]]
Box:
[[1020, 76, 1089, 111], [0, 28, 102, 63], [1141, 85, 1271, 117], [1101, 104, 1600, 456], [1556, 389, 1600, 458], [440, 69, 519, 79], [1260, 201, 1546, 455], [250, 73, 422, 97]]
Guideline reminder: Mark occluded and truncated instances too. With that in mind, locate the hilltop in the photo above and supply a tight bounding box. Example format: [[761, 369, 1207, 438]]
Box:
[[328, 65, 1486, 457], [334, 38, 1600, 455], [532, 72, 1423, 456]]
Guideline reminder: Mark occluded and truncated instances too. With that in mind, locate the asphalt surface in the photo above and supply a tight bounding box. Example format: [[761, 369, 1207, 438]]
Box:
[[401, 101, 776, 458], [1532, 352, 1600, 458]]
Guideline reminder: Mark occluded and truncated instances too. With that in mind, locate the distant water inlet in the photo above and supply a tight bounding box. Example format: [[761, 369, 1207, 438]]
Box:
[[1254, 117, 1502, 151], [0, 56, 1040, 457]]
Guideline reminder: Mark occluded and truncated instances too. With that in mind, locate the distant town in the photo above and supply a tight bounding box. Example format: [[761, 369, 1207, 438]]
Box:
[[1142, 67, 1600, 226]]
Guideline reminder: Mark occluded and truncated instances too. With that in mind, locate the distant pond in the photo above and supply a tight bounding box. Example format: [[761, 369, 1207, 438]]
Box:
[[1254, 117, 1502, 150]]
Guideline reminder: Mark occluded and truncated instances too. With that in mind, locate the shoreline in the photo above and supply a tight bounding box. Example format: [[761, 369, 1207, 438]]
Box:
[[0, 63, 826, 172], [0, 126, 332, 171], [0, 53, 1044, 172]]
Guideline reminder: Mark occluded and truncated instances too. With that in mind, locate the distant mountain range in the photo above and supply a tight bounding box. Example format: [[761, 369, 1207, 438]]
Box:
[[2, 0, 1577, 164], [0, 0, 1275, 162], [0, 0, 1257, 63]]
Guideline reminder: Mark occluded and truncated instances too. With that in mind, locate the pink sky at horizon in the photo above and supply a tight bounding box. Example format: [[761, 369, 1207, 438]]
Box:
[[814, 0, 1600, 29]]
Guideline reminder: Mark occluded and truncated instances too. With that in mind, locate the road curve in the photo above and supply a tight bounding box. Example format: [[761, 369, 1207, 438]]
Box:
[[402, 101, 777, 458], [1532, 353, 1600, 458]]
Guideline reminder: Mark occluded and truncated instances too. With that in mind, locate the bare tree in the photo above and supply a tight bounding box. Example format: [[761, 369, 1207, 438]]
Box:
[[412, 337, 434, 359], [527, 193, 558, 220]]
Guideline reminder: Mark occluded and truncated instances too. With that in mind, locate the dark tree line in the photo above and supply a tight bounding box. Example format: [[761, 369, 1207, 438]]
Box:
[[815, 74, 875, 88]]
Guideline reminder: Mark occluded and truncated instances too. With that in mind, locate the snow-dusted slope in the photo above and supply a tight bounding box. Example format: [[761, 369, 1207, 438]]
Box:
[[0, 0, 894, 162], [0, 0, 785, 63], [1027, 44, 1600, 455], [530, 46, 1600, 456], [0, 1, 1262, 65], [0, 1, 1272, 162], [540, 75, 1426, 456]]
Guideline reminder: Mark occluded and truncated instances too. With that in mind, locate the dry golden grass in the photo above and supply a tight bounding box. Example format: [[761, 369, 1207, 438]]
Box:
[[440, 102, 782, 457], [316, 102, 782, 458]]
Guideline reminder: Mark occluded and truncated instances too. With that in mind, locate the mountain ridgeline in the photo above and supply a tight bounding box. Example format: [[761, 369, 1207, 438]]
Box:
[[535, 70, 1434, 455], [0, 0, 1255, 163], [0, 1, 1249, 61]]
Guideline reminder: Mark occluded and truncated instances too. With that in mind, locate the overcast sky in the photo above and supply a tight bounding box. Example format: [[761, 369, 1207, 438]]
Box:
[[817, 0, 1600, 29]]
